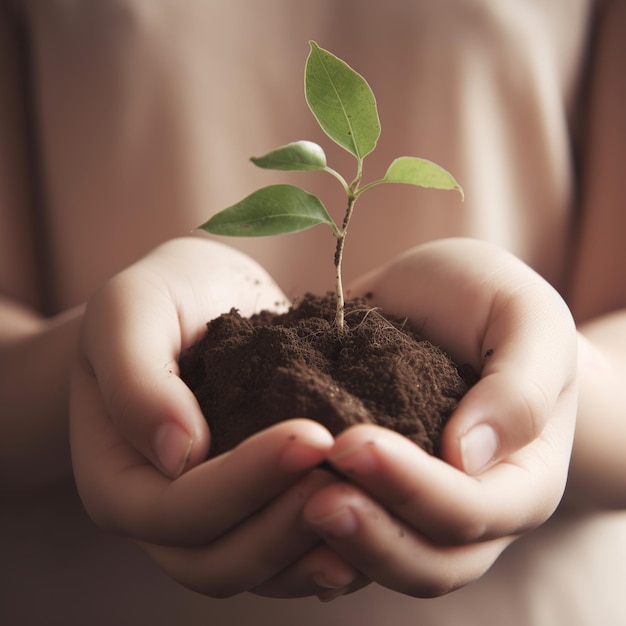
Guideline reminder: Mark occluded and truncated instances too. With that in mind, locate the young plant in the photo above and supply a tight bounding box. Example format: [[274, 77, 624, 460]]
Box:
[[200, 41, 463, 330]]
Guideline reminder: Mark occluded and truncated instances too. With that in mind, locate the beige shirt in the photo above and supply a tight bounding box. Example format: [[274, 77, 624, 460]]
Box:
[[2, 0, 593, 312]]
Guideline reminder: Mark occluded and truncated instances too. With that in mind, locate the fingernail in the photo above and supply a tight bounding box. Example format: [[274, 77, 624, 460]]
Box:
[[461, 424, 499, 475], [153, 423, 192, 478], [279, 439, 320, 473], [309, 507, 358, 538], [329, 440, 378, 475]]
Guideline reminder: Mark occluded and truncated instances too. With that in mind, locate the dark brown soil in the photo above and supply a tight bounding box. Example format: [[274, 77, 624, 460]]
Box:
[[179, 293, 476, 458]]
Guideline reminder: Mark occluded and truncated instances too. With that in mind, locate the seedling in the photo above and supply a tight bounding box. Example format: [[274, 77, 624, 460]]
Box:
[[200, 41, 463, 330]]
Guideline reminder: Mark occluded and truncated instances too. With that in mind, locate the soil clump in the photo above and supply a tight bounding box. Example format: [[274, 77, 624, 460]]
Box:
[[179, 293, 476, 458]]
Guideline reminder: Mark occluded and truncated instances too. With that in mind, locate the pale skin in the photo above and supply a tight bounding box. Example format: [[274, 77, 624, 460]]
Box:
[[2, 0, 626, 607], [70, 237, 578, 599]]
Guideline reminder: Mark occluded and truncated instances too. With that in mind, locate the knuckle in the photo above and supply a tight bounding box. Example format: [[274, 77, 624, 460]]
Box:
[[432, 512, 488, 546], [451, 515, 489, 545], [403, 568, 465, 599], [77, 491, 121, 536], [518, 377, 552, 442]]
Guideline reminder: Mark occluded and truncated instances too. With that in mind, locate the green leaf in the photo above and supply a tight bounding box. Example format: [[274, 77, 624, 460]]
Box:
[[250, 140, 327, 171], [383, 157, 464, 199], [198, 184, 338, 237], [305, 41, 380, 160]]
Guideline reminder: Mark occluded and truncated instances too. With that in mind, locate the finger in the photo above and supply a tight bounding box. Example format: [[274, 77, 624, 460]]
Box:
[[80, 269, 210, 478], [350, 239, 578, 473], [80, 238, 289, 478], [322, 423, 572, 545], [252, 544, 367, 600], [139, 470, 341, 599], [71, 361, 334, 544], [303, 480, 513, 598], [441, 280, 577, 474]]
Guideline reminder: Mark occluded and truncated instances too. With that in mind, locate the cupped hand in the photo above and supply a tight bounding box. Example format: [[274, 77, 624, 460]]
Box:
[[69, 237, 361, 598], [303, 238, 578, 597]]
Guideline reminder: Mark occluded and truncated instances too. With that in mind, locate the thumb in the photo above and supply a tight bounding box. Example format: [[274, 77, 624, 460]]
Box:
[[441, 298, 578, 476], [442, 370, 552, 475], [78, 276, 210, 479], [100, 361, 208, 479]]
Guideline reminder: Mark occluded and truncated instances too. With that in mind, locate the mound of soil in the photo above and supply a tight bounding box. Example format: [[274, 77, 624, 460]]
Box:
[[179, 293, 476, 458]]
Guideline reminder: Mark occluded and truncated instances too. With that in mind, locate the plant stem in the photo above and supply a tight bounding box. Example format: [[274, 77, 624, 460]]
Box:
[[324, 166, 351, 196], [334, 194, 357, 331]]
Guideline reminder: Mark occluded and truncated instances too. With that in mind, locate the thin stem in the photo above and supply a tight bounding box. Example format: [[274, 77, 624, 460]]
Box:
[[323, 166, 351, 195], [353, 177, 386, 197], [353, 156, 364, 191], [334, 194, 357, 330], [334, 235, 345, 330]]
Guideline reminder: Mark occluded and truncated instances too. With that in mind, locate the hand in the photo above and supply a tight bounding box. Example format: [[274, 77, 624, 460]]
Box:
[[70, 237, 361, 598], [302, 238, 578, 597]]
